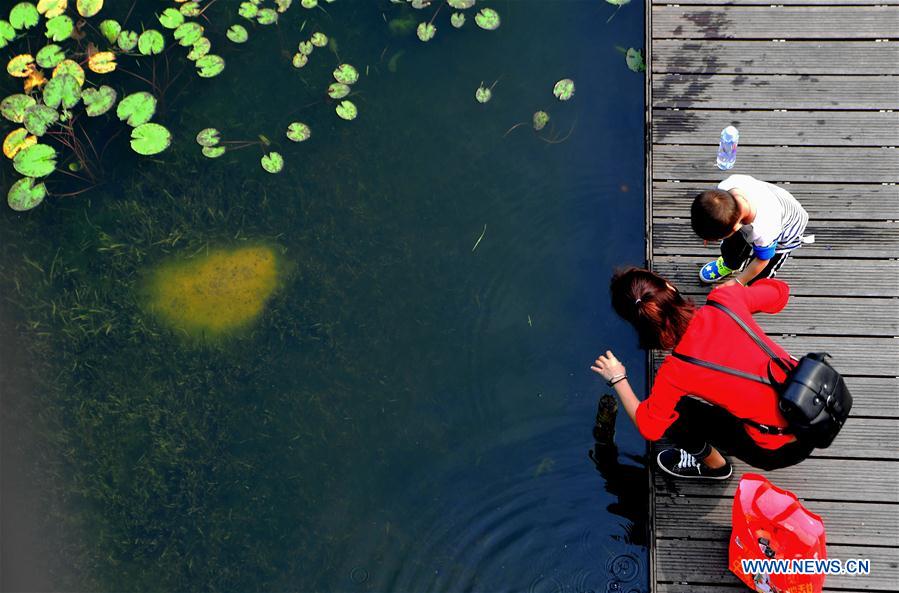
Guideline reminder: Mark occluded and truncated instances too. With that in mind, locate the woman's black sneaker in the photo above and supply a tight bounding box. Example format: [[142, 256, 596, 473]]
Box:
[[656, 448, 733, 480]]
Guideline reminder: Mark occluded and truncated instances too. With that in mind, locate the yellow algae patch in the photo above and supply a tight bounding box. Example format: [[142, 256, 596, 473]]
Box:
[[146, 245, 280, 336]]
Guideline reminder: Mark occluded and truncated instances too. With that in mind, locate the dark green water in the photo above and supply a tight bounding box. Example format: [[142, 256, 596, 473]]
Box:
[[1, 1, 647, 591]]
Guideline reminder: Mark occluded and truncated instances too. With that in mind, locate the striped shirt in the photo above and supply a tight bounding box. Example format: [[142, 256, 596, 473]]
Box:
[[718, 175, 809, 257]]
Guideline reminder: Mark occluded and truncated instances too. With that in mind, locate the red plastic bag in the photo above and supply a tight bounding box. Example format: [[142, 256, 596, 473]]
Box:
[[729, 473, 827, 593]]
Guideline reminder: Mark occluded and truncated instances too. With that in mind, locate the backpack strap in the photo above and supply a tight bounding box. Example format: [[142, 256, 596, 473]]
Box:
[[705, 300, 792, 373]]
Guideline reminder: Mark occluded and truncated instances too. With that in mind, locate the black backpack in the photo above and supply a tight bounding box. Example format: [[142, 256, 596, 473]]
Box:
[[672, 300, 852, 448]]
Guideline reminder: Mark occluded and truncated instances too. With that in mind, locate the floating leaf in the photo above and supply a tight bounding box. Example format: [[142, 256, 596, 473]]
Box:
[[173, 22, 204, 46], [276, 0, 293, 13], [158, 7, 184, 29], [45, 14, 73, 41], [52, 59, 85, 85], [625, 47, 645, 73], [335, 100, 357, 120], [43, 74, 81, 109], [286, 122, 310, 142], [10, 3, 40, 30], [88, 50, 116, 73], [416, 22, 435, 42], [7, 177, 47, 211], [187, 37, 211, 60], [76, 0, 103, 17], [448, 0, 475, 8], [451, 12, 465, 28], [202, 145, 225, 158], [8, 54, 35, 77], [0, 20, 15, 49], [13, 143, 56, 177], [291, 53, 308, 68], [475, 84, 491, 103], [117, 30, 138, 51], [533, 110, 550, 131], [327, 82, 350, 99], [195, 54, 225, 78], [606, 0, 631, 5], [333, 63, 358, 85], [3, 128, 37, 159], [37, 0, 67, 19], [474, 8, 500, 30], [196, 127, 220, 147], [36, 44, 65, 68], [553, 78, 575, 101], [1, 95, 36, 123], [130, 122, 171, 155], [298, 40, 313, 55], [99, 19, 120, 43], [256, 8, 278, 25], [82, 85, 116, 116], [116, 91, 156, 126], [238, 2, 258, 19], [23, 68, 47, 92], [261, 151, 284, 173], [23, 104, 59, 136], [310, 32, 327, 47], [227, 24, 248, 43], [301, 0, 317, 8], [138, 29, 165, 55], [180, 2, 201, 17]]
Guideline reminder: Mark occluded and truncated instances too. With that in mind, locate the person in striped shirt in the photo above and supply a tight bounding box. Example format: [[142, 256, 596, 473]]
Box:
[[691, 174, 810, 287]]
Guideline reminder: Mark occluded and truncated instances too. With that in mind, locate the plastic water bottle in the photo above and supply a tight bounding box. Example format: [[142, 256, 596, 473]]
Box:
[[717, 126, 739, 170]]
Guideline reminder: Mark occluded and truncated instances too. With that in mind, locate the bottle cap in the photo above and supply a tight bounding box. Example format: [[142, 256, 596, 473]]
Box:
[[722, 126, 739, 142]]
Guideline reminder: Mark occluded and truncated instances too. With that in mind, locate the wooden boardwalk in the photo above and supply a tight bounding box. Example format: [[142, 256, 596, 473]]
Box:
[[643, 0, 899, 590]]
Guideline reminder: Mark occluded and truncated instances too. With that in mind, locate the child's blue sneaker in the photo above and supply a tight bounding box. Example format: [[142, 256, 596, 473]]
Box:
[[699, 257, 734, 284]]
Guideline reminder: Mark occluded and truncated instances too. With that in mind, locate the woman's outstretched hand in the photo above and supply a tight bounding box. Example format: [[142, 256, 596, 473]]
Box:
[[590, 350, 626, 382]]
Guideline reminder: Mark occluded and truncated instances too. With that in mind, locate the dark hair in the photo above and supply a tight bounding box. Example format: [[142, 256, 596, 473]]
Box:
[[609, 267, 695, 350], [691, 189, 740, 240]]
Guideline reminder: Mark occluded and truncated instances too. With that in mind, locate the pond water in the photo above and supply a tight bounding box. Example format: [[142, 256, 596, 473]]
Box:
[[0, 1, 647, 591]]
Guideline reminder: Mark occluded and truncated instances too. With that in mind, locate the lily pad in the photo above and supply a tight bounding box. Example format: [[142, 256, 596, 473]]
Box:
[[195, 127, 220, 147], [276, 0, 293, 13], [7, 54, 35, 77], [173, 22, 204, 46], [301, 0, 317, 8], [474, 8, 500, 30], [10, 3, 40, 30], [475, 84, 491, 103], [333, 63, 359, 85], [261, 151, 283, 174], [186, 37, 211, 60], [292, 53, 308, 68], [238, 2, 258, 19], [327, 82, 350, 99], [45, 14, 74, 41], [36, 44, 65, 68], [448, 0, 475, 8], [298, 40, 313, 55], [52, 59, 85, 85], [606, 0, 631, 5], [13, 143, 56, 177], [76, 0, 103, 18], [1, 94, 36, 123], [201, 145, 226, 158], [0, 20, 15, 49], [37, 0, 67, 19], [23, 69, 47, 93], [158, 7, 184, 29], [23, 104, 59, 136], [3, 128, 37, 159], [43, 74, 81, 109], [82, 85, 117, 116], [138, 29, 165, 55], [87, 50, 116, 73], [310, 32, 328, 47], [286, 122, 311, 142], [227, 24, 248, 43], [99, 19, 120, 43], [533, 110, 550, 131], [416, 22, 436, 42], [7, 177, 47, 211], [116, 91, 156, 126], [335, 100, 357, 121], [256, 8, 278, 25], [130, 122, 171, 155], [195, 54, 225, 78], [180, 2, 201, 17], [451, 12, 465, 28], [625, 47, 645, 72], [117, 30, 138, 51], [553, 78, 575, 101]]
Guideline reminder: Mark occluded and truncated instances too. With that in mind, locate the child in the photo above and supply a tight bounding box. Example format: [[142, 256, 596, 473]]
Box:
[[691, 174, 810, 286]]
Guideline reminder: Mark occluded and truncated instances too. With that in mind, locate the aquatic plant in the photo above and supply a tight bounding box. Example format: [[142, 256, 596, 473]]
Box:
[[625, 48, 646, 72], [390, 0, 500, 43], [553, 78, 575, 101]]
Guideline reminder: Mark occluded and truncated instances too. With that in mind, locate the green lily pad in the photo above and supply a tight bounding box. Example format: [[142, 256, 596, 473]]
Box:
[[227, 24, 248, 43], [310, 32, 327, 47], [99, 19, 120, 44], [138, 29, 165, 55], [38, 0, 68, 18], [10, 3, 40, 30], [238, 2, 258, 19], [261, 151, 283, 173], [292, 53, 308, 68], [158, 7, 184, 29], [82, 85, 117, 116], [333, 63, 359, 85], [1, 94, 36, 123], [606, 0, 631, 5], [13, 143, 56, 177], [301, 0, 317, 8], [327, 82, 350, 99], [180, 2, 200, 17], [474, 8, 500, 30], [35, 44, 65, 68], [0, 20, 16, 49], [256, 8, 278, 25], [448, 0, 475, 8], [195, 54, 225, 78], [7, 54, 34, 77], [533, 110, 549, 131], [625, 47, 645, 73], [117, 30, 138, 51], [475, 84, 491, 103], [335, 100, 357, 121], [7, 177, 47, 211], [116, 91, 156, 126], [201, 145, 225, 158], [286, 122, 310, 142], [23, 104, 59, 136], [43, 74, 81, 109], [52, 59, 84, 84], [276, 0, 293, 12], [45, 15, 73, 41], [130, 122, 171, 155], [416, 22, 436, 42], [553, 78, 575, 101], [187, 37, 211, 60], [76, 0, 104, 18], [451, 12, 465, 28], [298, 40, 313, 55], [173, 21, 204, 46], [196, 127, 220, 147]]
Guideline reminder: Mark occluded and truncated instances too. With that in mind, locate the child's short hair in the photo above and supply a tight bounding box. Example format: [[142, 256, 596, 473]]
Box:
[[691, 189, 740, 240]]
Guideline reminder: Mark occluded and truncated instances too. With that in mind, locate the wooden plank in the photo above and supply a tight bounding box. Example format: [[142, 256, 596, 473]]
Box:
[[652, 145, 899, 183], [655, 539, 899, 591], [653, 75, 899, 110], [653, 41, 899, 75], [655, 496, 899, 546], [650, 181, 899, 219], [651, 111, 899, 147], [652, 6, 899, 39]]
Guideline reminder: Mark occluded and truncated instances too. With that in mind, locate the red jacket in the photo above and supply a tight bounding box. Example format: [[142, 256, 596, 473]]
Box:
[[636, 279, 794, 449]]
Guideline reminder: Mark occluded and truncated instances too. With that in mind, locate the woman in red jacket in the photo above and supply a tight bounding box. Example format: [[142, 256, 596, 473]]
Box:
[[590, 267, 814, 480]]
